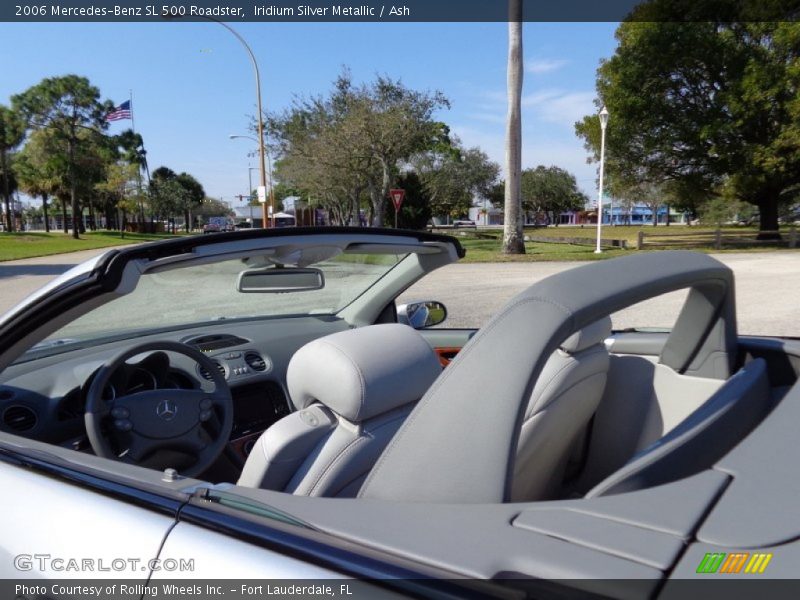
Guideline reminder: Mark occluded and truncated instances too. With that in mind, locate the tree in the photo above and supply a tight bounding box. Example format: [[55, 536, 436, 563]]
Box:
[[575, 18, 800, 237], [175, 172, 205, 232], [14, 130, 63, 233], [621, 180, 665, 227], [503, 0, 525, 254], [415, 140, 500, 219], [0, 157, 19, 230], [113, 129, 148, 221], [95, 162, 140, 236], [13, 75, 112, 239], [381, 171, 433, 230], [0, 106, 26, 232], [195, 197, 234, 221], [268, 70, 449, 227], [699, 196, 751, 227], [518, 166, 587, 224]]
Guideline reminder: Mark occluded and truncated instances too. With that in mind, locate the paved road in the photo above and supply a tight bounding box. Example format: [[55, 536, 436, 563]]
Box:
[[0, 248, 121, 314], [1, 248, 798, 336], [401, 251, 800, 336]]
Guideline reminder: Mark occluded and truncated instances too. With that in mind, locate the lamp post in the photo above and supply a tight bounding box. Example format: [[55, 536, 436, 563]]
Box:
[[166, 14, 270, 228], [595, 106, 609, 254], [231, 134, 275, 227]]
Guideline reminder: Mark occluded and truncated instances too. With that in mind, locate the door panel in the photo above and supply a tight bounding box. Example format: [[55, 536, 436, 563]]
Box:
[[417, 329, 476, 367], [0, 461, 174, 583]]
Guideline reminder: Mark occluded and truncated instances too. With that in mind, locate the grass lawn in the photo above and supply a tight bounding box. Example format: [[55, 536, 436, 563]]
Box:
[[449, 225, 798, 263], [457, 237, 628, 262], [3, 225, 795, 264], [0, 231, 191, 262]]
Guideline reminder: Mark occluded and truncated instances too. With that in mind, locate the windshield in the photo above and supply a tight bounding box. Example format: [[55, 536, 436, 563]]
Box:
[[38, 252, 403, 348]]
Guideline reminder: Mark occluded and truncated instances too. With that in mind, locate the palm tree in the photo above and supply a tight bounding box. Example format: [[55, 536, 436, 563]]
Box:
[[502, 0, 525, 254], [0, 106, 26, 233]]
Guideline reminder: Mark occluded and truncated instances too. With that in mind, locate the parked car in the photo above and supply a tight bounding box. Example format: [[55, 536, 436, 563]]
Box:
[[0, 228, 797, 596], [452, 219, 476, 228], [203, 217, 234, 233]]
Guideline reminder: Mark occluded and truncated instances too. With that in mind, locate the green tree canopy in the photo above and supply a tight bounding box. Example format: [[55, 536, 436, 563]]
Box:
[[0, 105, 26, 232], [269, 69, 450, 226], [15, 129, 66, 233], [381, 171, 432, 230], [519, 166, 587, 219], [414, 140, 499, 218], [13, 75, 112, 238], [575, 18, 800, 235]]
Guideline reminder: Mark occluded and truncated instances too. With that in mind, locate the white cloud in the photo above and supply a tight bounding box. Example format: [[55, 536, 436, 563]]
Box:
[[526, 58, 569, 74], [467, 87, 596, 130], [522, 89, 596, 127], [450, 123, 597, 197]]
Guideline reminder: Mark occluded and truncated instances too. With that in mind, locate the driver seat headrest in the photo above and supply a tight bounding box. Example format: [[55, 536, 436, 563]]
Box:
[[287, 323, 443, 423]]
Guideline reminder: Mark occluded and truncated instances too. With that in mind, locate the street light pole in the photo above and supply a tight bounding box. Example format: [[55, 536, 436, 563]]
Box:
[[231, 134, 274, 228], [209, 21, 269, 229], [168, 15, 270, 228], [595, 106, 609, 254]]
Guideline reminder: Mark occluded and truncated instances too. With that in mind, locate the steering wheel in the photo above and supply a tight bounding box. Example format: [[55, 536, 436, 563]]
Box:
[[84, 341, 233, 478]]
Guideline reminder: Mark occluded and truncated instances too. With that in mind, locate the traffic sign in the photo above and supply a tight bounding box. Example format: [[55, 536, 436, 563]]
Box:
[[257, 186, 267, 204], [390, 189, 405, 211]]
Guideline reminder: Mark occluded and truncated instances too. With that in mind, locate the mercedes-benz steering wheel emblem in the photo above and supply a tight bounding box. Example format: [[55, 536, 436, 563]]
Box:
[[156, 400, 178, 421]]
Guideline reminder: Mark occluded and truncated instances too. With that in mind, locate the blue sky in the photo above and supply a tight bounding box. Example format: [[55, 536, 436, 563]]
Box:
[[0, 21, 618, 204]]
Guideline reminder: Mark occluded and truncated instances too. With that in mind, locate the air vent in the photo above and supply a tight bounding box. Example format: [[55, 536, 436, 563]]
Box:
[[199, 361, 226, 381], [244, 352, 268, 372], [2, 405, 37, 432]]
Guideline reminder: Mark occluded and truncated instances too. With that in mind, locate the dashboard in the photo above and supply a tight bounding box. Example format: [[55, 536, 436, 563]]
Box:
[[0, 315, 351, 468]]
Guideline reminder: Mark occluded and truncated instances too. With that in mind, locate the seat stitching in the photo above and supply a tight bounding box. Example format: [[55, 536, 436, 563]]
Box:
[[307, 436, 366, 495], [527, 350, 608, 417]]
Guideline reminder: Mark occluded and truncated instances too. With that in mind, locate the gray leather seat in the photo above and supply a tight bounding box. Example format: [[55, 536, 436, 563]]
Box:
[[238, 323, 442, 497], [510, 316, 612, 501], [587, 358, 769, 498]]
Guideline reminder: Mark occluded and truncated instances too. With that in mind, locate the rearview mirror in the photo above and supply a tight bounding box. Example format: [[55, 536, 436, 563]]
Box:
[[238, 267, 325, 293], [397, 300, 447, 329]]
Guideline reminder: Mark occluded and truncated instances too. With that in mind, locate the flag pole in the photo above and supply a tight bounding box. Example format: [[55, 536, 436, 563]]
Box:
[[129, 90, 151, 184], [128, 90, 146, 228]]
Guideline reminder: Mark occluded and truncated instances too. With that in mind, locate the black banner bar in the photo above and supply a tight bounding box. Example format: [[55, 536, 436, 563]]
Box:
[[2, 0, 800, 23]]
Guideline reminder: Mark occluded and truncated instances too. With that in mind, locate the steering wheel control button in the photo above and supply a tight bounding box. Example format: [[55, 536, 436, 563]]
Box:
[[111, 407, 130, 418], [114, 419, 133, 432], [200, 398, 213, 410], [200, 409, 213, 422]]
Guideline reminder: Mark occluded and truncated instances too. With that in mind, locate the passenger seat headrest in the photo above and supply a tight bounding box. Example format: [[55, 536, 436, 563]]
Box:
[[560, 316, 613, 353], [287, 324, 442, 423]]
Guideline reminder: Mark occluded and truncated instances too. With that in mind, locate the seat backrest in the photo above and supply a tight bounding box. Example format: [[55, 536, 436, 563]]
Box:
[[586, 358, 770, 498], [237, 324, 442, 497], [511, 316, 612, 501]]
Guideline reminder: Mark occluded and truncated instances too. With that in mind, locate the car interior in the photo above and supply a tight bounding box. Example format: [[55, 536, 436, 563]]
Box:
[[1, 230, 798, 589]]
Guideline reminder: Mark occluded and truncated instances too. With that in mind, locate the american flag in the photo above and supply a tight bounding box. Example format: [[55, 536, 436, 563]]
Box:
[[106, 100, 131, 122]]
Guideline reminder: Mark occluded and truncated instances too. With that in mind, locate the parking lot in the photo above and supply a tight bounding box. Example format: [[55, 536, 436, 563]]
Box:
[[0, 249, 798, 336]]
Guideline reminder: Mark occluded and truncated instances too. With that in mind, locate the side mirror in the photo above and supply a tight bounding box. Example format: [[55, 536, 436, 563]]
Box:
[[397, 301, 447, 329]]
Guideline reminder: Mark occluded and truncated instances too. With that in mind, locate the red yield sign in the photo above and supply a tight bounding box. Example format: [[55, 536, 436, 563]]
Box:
[[390, 188, 405, 211]]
